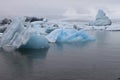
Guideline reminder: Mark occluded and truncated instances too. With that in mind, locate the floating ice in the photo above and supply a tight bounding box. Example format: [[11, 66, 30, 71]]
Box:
[[106, 23, 120, 31], [46, 29, 94, 43], [20, 34, 49, 49], [89, 9, 112, 26], [0, 18, 49, 49]]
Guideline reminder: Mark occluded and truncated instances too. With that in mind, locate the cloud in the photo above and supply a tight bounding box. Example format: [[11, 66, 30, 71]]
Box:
[[0, 0, 120, 19]]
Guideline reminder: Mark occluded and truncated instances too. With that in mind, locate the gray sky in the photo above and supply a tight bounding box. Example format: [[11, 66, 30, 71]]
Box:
[[0, 0, 120, 19]]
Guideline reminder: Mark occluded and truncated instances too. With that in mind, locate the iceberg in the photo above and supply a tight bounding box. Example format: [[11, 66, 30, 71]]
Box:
[[0, 18, 49, 49], [46, 29, 94, 43], [89, 9, 112, 26]]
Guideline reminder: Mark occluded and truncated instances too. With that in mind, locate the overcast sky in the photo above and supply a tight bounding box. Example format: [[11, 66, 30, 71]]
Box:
[[0, 0, 120, 19]]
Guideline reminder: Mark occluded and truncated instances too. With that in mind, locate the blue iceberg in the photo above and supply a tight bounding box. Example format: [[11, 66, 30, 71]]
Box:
[[46, 29, 94, 43], [0, 18, 49, 49]]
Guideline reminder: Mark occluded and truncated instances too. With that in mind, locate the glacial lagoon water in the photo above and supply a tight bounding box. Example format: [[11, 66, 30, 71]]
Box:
[[0, 30, 120, 80]]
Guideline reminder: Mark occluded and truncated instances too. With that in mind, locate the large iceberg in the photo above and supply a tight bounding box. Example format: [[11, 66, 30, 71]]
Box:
[[89, 9, 112, 26], [0, 18, 49, 49], [46, 29, 94, 43]]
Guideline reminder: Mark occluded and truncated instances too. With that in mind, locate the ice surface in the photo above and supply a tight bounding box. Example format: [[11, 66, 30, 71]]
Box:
[[0, 33, 3, 37], [45, 26, 56, 33], [21, 34, 49, 49], [0, 18, 49, 49], [89, 9, 112, 26], [0, 17, 31, 48], [46, 29, 94, 43]]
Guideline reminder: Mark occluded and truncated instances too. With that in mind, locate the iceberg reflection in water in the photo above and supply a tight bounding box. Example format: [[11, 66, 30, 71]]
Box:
[[0, 48, 49, 80], [18, 48, 49, 59]]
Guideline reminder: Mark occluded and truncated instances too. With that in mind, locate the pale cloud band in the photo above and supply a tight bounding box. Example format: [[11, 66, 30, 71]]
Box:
[[0, 0, 120, 19]]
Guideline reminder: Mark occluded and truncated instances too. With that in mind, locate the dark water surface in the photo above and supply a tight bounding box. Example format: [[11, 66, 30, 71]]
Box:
[[0, 31, 120, 80]]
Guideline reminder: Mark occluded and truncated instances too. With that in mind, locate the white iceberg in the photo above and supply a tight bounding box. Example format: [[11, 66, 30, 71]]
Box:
[[0, 18, 49, 49], [89, 9, 112, 26], [46, 29, 94, 43]]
